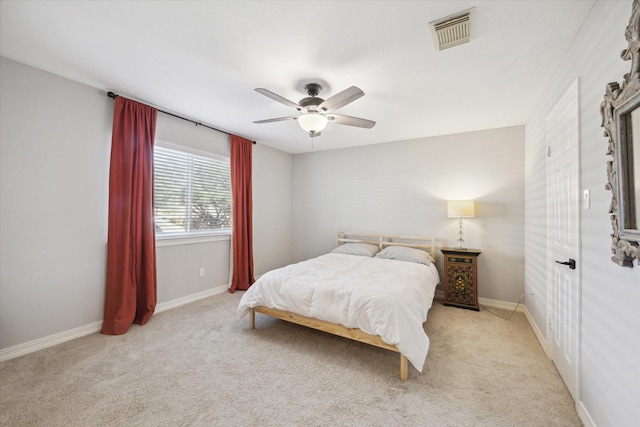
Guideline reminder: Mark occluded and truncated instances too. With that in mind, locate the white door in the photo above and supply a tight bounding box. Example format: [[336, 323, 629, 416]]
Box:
[[545, 78, 580, 401]]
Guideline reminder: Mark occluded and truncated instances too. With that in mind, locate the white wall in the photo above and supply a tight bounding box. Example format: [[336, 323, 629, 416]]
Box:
[[524, 1, 640, 425], [292, 126, 525, 303], [0, 57, 292, 351]]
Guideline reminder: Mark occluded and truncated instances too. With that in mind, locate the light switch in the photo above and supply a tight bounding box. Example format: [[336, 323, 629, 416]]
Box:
[[583, 189, 590, 209]]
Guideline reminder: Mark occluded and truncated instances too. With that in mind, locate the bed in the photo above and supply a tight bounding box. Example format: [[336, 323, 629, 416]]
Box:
[[237, 232, 440, 380]]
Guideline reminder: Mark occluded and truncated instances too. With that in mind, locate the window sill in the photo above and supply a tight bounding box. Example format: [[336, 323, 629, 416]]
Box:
[[156, 232, 231, 247]]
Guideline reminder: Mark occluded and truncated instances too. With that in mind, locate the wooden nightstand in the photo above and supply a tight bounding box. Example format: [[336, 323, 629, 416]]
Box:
[[441, 247, 482, 311]]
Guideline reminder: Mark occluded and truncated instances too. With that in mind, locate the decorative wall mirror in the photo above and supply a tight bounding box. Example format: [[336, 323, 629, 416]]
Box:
[[602, 0, 640, 267]]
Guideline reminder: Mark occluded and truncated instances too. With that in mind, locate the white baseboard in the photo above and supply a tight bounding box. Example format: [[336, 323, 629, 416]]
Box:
[[577, 400, 597, 427], [0, 321, 103, 363], [155, 285, 227, 313], [522, 307, 594, 427], [522, 306, 597, 427], [523, 305, 551, 359], [478, 296, 525, 312], [434, 290, 524, 312], [0, 285, 228, 363]]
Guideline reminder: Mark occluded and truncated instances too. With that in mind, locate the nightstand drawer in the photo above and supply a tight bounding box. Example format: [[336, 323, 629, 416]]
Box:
[[446, 256, 473, 264]]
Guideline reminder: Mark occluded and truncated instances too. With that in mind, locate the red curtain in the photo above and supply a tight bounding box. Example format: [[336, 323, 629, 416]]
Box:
[[229, 135, 255, 292], [102, 97, 158, 335]]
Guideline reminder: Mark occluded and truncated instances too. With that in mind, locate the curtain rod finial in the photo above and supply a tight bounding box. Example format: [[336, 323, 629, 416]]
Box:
[[107, 91, 118, 99]]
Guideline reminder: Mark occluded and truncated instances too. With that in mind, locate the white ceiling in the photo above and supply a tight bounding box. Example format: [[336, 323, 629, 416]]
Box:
[[0, 1, 595, 154]]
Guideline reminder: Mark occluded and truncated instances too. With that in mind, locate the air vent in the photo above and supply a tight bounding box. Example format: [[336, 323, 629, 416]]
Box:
[[429, 8, 475, 51]]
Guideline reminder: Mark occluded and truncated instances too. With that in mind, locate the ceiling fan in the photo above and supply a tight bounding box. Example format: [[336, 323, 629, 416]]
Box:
[[253, 83, 376, 137]]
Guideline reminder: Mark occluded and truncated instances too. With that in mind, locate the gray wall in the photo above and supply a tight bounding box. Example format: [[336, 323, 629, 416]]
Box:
[[154, 109, 231, 303], [0, 57, 111, 349], [0, 57, 292, 351], [524, 1, 639, 425], [252, 142, 293, 275], [5, 3, 638, 421], [291, 126, 525, 303]]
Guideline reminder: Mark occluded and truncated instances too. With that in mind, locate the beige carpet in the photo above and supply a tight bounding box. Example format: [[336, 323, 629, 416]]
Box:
[[0, 292, 581, 426]]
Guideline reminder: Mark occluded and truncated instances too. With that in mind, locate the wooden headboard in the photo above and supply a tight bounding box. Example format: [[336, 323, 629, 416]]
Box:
[[336, 232, 435, 260]]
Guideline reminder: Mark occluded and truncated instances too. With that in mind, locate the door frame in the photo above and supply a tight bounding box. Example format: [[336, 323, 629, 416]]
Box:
[[545, 77, 582, 402]]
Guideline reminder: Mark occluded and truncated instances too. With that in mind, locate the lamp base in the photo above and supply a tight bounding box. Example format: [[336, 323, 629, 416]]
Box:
[[456, 217, 466, 248]]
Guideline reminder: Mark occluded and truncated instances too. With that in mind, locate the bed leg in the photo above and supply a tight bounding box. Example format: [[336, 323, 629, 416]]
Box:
[[400, 354, 408, 381], [250, 309, 255, 329]]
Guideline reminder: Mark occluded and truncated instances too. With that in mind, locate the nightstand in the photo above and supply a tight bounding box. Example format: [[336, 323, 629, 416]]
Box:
[[441, 247, 482, 311]]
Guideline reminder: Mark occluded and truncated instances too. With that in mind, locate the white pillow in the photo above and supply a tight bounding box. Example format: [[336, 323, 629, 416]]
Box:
[[375, 246, 434, 265], [331, 243, 380, 257]]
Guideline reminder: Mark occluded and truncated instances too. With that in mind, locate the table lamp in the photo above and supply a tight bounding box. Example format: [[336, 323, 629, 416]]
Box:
[[447, 200, 475, 248]]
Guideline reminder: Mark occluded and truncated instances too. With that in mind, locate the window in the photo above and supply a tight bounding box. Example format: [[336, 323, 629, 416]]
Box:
[[154, 144, 231, 237]]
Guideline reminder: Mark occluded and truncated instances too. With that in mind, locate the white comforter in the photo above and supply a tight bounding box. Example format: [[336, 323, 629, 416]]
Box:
[[237, 253, 440, 371]]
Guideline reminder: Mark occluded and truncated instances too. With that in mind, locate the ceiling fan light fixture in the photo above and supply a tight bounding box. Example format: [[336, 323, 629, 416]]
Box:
[[254, 84, 374, 136], [298, 113, 328, 134]]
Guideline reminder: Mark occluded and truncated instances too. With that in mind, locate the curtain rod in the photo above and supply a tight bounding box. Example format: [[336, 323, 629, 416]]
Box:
[[106, 91, 256, 144]]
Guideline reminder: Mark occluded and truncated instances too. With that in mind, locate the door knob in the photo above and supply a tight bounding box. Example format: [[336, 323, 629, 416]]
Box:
[[555, 259, 576, 269]]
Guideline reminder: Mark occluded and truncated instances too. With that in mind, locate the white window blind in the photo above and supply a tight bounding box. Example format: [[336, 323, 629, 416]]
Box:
[[154, 145, 231, 236]]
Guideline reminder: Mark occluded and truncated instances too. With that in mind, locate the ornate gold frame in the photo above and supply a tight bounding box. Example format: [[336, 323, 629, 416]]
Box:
[[601, 0, 640, 267]]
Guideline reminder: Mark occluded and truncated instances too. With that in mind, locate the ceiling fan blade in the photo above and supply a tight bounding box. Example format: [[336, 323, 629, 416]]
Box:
[[318, 86, 364, 112], [255, 88, 301, 110], [327, 114, 376, 129], [253, 116, 298, 124]]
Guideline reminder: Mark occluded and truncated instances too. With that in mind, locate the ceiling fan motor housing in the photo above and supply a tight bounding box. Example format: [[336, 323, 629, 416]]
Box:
[[304, 83, 322, 96], [299, 96, 324, 111], [299, 83, 324, 112]]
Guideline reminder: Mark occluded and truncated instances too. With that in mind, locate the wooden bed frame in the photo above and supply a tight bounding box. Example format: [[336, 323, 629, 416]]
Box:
[[249, 232, 436, 381]]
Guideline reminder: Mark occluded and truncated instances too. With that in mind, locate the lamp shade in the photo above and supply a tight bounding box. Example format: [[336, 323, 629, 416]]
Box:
[[447, 200, 475, 218], [298, 113, 328, 134]]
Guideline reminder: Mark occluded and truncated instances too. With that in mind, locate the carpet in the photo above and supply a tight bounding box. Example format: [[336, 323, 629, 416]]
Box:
[[0, 292, 581, 426]]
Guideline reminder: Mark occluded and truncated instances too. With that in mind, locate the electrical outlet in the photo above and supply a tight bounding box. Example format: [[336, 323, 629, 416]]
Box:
[[199, 268, 205, 278]]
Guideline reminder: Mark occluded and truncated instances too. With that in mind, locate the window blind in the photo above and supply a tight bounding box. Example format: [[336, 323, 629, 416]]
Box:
[[154, 145, 231, 235]]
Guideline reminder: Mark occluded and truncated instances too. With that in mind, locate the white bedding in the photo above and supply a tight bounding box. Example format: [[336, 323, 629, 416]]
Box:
[[237, 253, 440, 371]]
